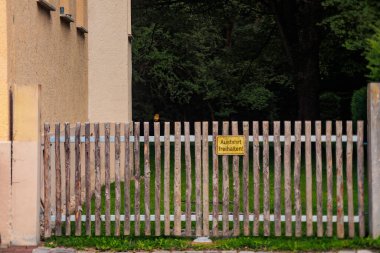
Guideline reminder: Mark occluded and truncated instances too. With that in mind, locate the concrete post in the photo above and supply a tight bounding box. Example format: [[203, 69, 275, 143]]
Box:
[[11, 85, 41, 245], [368, 82, 380, 238]]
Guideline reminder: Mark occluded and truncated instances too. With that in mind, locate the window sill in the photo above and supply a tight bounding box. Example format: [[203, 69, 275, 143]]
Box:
[[37, 0, 56, 12], [60, 14, 74, 23], [77, 26, 88, 34]]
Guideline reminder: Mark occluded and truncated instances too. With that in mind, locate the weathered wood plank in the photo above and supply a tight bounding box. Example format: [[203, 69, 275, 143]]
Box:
[[134, 122, 141, 236], [195, 122, 202, 237], [44, 123, 51, 238], [232, 121, 240, 236], [357, 121, 365, 237], [115, 123, 121, 236], [164, 122, 171, 236], [315, 121, 323, 237], [274, 121, 281, 236], [55, 123, 62, 236], [203, 121, 210, 236], [242, 121, 249, 236], [336, 121, 345, 238], [284, 121, 292, 237], [174, 122, 182, 236], [75, 123, 82, 236], [94, 123, 101, 236], [222, 121, 230, 236], [185, 122, 192, 236], [212, 121, 219, 237], [154, 122, 161, 236], [144, 122, 151, 236], [85, 123, 91, 236], [263, 121, 270, 236], [64, 123, 71, 236], [326, 121, 333, 237], [124, 122, 131, 236], [346, 121, 354, 238], [105, 123, 111, 236], [253, 121, 260, 236], [305, 121, 313, 236], [294, 121, 302, 237]]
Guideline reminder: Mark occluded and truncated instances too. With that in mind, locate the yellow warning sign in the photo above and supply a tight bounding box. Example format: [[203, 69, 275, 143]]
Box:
[[216, 135, 246, 156]]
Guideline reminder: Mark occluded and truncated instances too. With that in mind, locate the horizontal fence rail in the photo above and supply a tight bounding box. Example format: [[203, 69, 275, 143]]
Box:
[[42, 121, 366, 238]]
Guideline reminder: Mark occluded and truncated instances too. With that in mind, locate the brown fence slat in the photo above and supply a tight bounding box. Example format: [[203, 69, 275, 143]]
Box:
[[94, 123, 101, 236], [284, 121, 292, 237], [212, 121, 219, 236], [242, 121, 249, 236], [326, 121, 333, 237], [263, 121, 270, 236], [55, 123, 62, 236], [195, 122, 202, 236], [357, 121, 365, 237], [294, 121, 302, 237], [134, 122, 141, 236], [185, 122, 192, 236], [203, 121, 210, 236], [75, 123, 82, 236], [85, 123, 91, 236], [305, 121, 313, 236], [115, 123, 121, 236], [222, 121, 230, 236], [336, 121, 345, 238], [174, 122, 182, 236], [144, 122, 151, 236], [346, 121, 354, 238], [274, 121, 281, 236], [124, 122, 131, 236], [253, 121, 260, 236], [104, 123, 111, 236], [44, 123, 51, 238], [64, 123, 71, 236], [232, 121, 240, 236], [164, 122, 171, 236], [315, 121, 323, 237], [154, 122, 161, 236]]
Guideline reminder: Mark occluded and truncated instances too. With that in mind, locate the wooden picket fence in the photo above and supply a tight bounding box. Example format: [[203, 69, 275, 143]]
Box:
[[42, 121, 366, 238]]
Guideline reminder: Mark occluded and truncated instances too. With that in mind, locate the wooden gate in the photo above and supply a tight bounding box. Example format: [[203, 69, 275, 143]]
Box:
[[42, 121, 366, 238]]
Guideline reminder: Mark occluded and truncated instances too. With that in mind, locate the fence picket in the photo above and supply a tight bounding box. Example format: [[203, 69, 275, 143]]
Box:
[[195, 122, 202, 236], [203, 122, 210, 236], [326, 121, 333, 237], [174, 122, 182, 236], [55, 123, 62, 236], [263, 121, 270, 236], [115, 123, 121, 236], [85, 123, 91, 236], [124, 122, 131, 236], [253, 121, 260, 236], [305, 121, 313, 236], [94, 123, 101, 236], [164, 122, 171, 236], [357, 121, 365, 237], [315, 121, 323, 237], [294, 121, 302, 237], [346, 121, 354, 238], [243, 121, 249, 236], [44, 123, 51, 238], [185, 122, 192, 236], [134, 122, 141, 236], [232, 122, 240, 236], [336, 121, 345, 238], [212, 121, 219, 236], [222, 121, 230, 236], [75, 123, 82, 236], [64, 123, 71, 236], [144, 122, 151, 235], [105, 123, 111, 236], [274, 121, 281, 236], [154, 122, 161, 236], [284, 121, 292, 237]]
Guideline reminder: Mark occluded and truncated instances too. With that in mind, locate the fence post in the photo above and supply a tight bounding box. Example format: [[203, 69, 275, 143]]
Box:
[[368, 82, 380, 238], [11, 85, 41, 245]]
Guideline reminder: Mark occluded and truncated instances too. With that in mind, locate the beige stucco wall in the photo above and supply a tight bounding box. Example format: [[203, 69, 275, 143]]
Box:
[[7, 0, 88, 124], [0, 0, 9, 141], [88, 0, 132, 122]]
